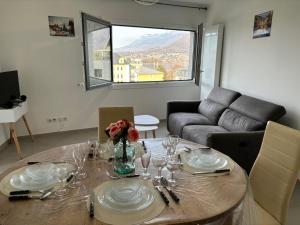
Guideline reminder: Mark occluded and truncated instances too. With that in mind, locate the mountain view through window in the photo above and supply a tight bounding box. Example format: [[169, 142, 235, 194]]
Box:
[[112, 26, 195, 83]]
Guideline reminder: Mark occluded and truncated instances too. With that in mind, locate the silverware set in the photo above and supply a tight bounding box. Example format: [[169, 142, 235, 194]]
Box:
[[184, 146, 211, 152], [9, 188, 55, 201], [160, 177, 180, 203], [192, 169, 230, 175], [152, 178, 180, 205], [152, 179, 169, 205]]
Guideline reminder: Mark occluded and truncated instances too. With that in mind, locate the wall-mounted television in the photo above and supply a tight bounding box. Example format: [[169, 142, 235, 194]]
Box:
[[0, 70, 20, 106]]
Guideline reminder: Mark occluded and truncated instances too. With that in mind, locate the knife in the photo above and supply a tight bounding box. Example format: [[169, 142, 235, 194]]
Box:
[[192, 169, 231, 175], [160, 177, 180, 203], [27, 161, 66, 165], [8, 189, 54, 201], [9, 194, 41, 201], [152, 180, 169, 205], [89, 190, 95, 218], [10, 187, 53, 196], [124, 174, 140, 178], [184, 146, 210, 152]]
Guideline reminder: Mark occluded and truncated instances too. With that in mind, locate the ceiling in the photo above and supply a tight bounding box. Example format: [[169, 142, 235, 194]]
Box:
[[160, 0, 211, 7]]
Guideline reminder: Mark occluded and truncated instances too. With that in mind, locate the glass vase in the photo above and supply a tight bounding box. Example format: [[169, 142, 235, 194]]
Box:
[[113, 139, 136, 175]]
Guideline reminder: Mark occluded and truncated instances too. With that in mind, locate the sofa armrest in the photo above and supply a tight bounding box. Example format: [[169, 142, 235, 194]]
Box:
[[207, 130, 265, 173], [167, 101, 201, 131]]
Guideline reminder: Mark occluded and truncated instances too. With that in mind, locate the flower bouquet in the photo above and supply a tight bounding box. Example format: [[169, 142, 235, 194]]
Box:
[[105, 120, 139, 174]]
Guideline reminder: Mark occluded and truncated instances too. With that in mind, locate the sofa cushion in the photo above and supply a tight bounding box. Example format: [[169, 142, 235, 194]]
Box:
[[168, 113, 212, 137], [207, 87, 241, 107], [230, 95, 286, 123], [182, 125, 228, 146], [198, 99, 226, 123], [218, 109, 265, 132]]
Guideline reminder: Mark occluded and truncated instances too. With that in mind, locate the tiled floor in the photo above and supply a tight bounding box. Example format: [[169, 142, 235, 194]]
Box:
[[0, 120, 299, 225]]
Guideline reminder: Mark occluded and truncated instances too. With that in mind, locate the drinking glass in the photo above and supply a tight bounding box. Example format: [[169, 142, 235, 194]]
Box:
[[88, 139, 99, 160], [166, 158, 181, 187], [55, 167, 70, 196], [151, 153, 167, 181], [141, 149, 151, 180], [168, 135, 180, 155], [73, 143, 88, 180], [162, 137, 171, 158]]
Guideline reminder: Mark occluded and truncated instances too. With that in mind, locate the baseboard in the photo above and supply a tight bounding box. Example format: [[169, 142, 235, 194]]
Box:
[[20, 127, 98, 139]]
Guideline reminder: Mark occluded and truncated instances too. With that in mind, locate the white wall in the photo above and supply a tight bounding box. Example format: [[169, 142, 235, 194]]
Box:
[[207, 0, 300, 129], [0, 0, 206, 145]]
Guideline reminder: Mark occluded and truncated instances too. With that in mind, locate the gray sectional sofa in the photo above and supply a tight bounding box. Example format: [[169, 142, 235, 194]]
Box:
[[167, 87, 286, 173]]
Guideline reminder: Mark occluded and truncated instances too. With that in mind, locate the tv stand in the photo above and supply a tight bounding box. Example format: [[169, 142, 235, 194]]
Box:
[[0, 101, 33, 158]]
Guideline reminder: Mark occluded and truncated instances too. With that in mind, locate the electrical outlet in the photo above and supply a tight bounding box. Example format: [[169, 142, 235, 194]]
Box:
[[47, 117, 68, 123]]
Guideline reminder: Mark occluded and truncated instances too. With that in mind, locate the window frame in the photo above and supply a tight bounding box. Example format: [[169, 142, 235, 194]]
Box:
[[81, 13, 200, 90], [81, 12, 114, 90], [111, 24, 197, 84]]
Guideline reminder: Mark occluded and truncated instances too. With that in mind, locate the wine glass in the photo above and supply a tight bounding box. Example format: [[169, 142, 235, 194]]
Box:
[[168, 135, 179, 155], [55, 167, 70, 196], [166, 157, 181, 187], [162, 137, 171, 158], [73, 143, 88, 180], [141, 149, 151, 180], [151, 153, 167, 181]]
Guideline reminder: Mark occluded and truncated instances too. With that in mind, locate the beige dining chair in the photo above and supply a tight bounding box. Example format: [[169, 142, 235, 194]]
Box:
[[98, 107, 134, 143], [249, 121, 300, 225]]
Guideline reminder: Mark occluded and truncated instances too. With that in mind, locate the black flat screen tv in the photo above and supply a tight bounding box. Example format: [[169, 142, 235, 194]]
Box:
[[0, 70, 20, 106]]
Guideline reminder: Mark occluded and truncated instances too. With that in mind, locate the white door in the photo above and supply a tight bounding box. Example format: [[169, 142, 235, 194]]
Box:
[[200, 24, 224, 100]]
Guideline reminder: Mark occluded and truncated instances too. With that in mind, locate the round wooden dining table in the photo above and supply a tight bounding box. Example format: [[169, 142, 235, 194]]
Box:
[[0, 139, 248, 225]]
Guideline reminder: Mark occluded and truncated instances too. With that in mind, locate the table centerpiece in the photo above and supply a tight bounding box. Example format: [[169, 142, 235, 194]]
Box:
[[105, 119, 139, 175]]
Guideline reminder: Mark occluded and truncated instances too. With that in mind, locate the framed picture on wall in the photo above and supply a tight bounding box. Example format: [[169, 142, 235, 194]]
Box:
[[48, 16, 75, 37], [253, 10, 273, 39]]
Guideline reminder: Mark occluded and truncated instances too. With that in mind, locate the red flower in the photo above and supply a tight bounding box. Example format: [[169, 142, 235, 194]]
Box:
[[127, 121, 134, 127], [127, 127, 139, 142], [116, 120, 127, 128], [109, 124, 121, 139], [106, 123, 114, 131]]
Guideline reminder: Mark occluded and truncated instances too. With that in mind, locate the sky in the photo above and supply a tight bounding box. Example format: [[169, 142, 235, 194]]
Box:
[[112, 26, 169, 49]]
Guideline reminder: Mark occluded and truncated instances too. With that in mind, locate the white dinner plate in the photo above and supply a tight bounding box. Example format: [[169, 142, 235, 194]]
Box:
[[185, 150, 228, 171], [10, 163, 74, 191], [10, 173, 58, 191], [110, 179, 142, 203], [25, 162, 57, 180], [98, 181, 155, 212]]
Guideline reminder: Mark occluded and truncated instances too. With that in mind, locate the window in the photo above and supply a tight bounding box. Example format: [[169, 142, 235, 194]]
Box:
[[82, 13, 200, 90], [112, 26, 196, 83], [82, 13, 113, 90]]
